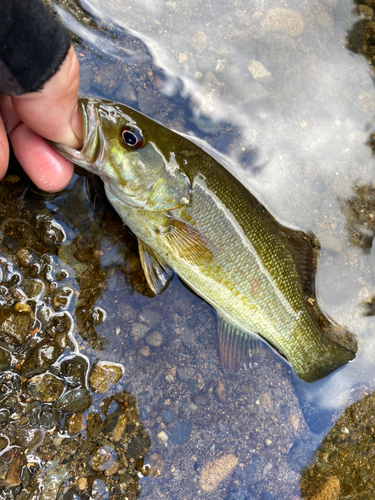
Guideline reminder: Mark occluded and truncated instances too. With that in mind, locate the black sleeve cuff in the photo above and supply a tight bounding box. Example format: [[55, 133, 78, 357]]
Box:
[[0, 0, 71, 96]]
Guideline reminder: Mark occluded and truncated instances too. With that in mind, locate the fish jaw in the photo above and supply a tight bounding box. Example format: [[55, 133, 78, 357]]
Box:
[[50, 99, 107, 175]]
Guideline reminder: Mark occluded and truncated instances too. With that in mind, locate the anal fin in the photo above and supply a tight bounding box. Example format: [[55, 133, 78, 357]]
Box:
[[138, 240, 174, 294], [217, 312, 262, 372]]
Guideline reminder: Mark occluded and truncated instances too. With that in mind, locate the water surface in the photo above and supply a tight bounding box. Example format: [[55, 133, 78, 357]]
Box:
[[2, 0, 375, 498]]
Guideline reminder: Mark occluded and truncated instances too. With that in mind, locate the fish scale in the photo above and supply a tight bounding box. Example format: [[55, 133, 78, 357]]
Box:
[[51, 97, 357, 382]]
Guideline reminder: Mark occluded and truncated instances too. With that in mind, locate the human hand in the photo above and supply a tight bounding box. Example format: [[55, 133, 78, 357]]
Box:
[[0, 46, 83, 192]]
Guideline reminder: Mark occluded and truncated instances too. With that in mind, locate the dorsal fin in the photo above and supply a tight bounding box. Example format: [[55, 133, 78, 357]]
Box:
[[162, 213, 215, 266], [138, 240, 174, 294], [217, 312, 262, 372], [280, 228, 320, 298]]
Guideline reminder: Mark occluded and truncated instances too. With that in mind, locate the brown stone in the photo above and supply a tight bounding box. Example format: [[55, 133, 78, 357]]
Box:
[[310, 476, 340, 500], [88, 361, 123, 394], [261, 9, 305, 37], [189, 31, 208, 54], [199, 454, 238, 492]]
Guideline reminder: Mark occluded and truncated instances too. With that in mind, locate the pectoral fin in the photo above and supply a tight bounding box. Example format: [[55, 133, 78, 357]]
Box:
[[138, 240, 174, 294], [163, 213, 215, 265], [217, 312, 262, 372]]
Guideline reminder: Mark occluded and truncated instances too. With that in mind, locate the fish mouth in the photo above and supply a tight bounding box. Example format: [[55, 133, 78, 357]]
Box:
[[51, 98, 106, 174]]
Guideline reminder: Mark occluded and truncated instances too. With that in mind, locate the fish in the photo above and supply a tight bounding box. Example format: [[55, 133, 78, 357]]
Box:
[[51, 97, 357, 382]]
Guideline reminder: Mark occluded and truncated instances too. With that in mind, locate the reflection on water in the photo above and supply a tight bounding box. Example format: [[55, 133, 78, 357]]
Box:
[[2, 0, 375, 498]]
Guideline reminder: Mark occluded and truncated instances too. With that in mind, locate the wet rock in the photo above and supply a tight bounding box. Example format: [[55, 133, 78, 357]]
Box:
[[199, 454, 239, 492], [88, 361, 123, 394], [130, 322, 150, 340], [77, 477, 88, 490], [13, 302, 31, 314], [40, 461, 69, 500], [27, 373, 65, 402], [261, 9, 305, 37], [55, 387, 92, 413], [0, 447, 21, 487], [52, 286, 74, 311], [242, 455, 262, 483], [15, 426, 44, 451], [189, 30, 208, 54], [247, 60, 273, 84], [91, 479, 109, 500], [0, 347, 11, 370], [0, 308, 32, 344], [192, 71, 221, 115], [111, 414, 128, 442], [302, 476, 340, 500], [65, 413, 86, 435], [145, 330, 163, 347], [0, 371, 22, 407], [169, 418, 192, 445], [358, 4, 373, 17], [60, 355, 88, 387], [63, 488, 83, 500], [137, 308, 163, 328], [215, 380, 226, 402], [22, 278, 43, 299], [58, 244, 88, 277], [90, 446, 117, 472], [139, 345, 151, 357], [289, 415, 299, 432], [157, 430, 169, 447], [125, 429, 151, 460], [29, 405, 59, 430], [16, 248, 33, 267], [22, 341, 62, 377]]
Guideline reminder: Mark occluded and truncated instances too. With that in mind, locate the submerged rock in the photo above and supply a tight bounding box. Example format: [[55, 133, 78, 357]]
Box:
[[27, 373, 65, 402], [54, 387, 92, 413], [88, 361, 123, 394], [199, 454, 239, 492], [90, 446, 117, 472]]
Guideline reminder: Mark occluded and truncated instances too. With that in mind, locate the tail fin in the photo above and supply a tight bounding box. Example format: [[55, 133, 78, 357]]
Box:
[[296, 334, 356, 383]]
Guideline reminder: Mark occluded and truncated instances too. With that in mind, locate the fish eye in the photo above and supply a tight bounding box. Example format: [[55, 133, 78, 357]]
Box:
[[121, 127, 144, 149]]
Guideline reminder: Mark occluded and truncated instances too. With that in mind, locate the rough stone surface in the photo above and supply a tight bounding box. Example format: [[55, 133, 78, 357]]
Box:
[[88, 361, 123, 394], [199, 454, 239, 492], [261, 9, 305, 37]]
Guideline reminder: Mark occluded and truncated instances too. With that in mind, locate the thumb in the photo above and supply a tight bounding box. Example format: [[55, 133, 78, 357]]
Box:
[[11, 46, 83, 148]]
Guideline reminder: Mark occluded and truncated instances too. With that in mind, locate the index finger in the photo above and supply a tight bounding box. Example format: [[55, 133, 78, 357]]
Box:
[[11, 46, 83, 149]]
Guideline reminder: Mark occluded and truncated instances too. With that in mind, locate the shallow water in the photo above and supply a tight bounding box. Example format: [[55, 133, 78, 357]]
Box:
[[2, 0, 375, 498]]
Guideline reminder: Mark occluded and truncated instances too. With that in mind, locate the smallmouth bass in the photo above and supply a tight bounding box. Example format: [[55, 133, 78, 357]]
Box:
[[52, 98, 357, 382]]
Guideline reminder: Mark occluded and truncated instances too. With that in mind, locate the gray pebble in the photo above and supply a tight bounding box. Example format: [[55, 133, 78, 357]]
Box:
[[130, 323, 150, 340], [146, 330, 164, 347]]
